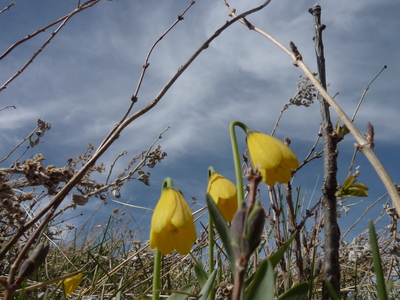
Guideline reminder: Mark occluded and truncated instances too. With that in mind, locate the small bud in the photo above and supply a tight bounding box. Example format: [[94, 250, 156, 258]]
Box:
[[230, 209, 246, 243], [240, 235, 251, 258], [17, 259, 36, 280], [245, 201, 265, 254], [30, 242, 50, 268]]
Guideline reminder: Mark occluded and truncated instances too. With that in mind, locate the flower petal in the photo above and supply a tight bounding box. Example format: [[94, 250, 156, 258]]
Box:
[[207, 173, 236, 200], [171, 190, 195, 229], [271, 138, 299, 169], [247, 131, 282, 170], [207, 172, 238, 222], [150, 188, 176, 233], [246, 130, 299, 186], [60, 273, 84, 296]]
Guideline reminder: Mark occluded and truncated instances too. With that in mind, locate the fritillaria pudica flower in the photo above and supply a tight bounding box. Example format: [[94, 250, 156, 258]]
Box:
[[150, 178, 196, 255]]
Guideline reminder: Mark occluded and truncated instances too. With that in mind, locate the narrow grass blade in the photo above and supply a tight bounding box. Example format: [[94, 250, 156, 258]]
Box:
[[368, 219, 388, 300]]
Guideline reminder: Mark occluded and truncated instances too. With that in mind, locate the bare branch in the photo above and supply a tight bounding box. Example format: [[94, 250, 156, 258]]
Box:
[[0, 0, 101, 92], [0, 2, 15, 15], [122, 1, 197, 122], [0, 105, 16, 112], [1, 0, 272, 271]]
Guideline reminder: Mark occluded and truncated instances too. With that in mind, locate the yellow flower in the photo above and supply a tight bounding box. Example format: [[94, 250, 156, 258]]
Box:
[[207, 168, 238, 222], [150, 178, 196, 255], [59, 273, 83, 297], [246, 131, 299, 186]]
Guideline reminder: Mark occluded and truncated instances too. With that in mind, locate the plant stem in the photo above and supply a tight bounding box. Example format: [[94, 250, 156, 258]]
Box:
[[208, 214, 215, 300], [230, 121, 250, 205], [152, 249, 162, 300]]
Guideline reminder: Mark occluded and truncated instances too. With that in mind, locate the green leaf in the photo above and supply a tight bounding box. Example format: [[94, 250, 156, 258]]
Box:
[[369, 220, 388, 300], [244, 259, 275, 300], [343, 175, 355, 189], [198, 269, 217, 300], [206, 193, 236, 271], [351, 183, 369, 190], [345, 186, 369, 197], [167, 284, 193, 300], [194, 262, 208, 289], [338, 124, 350, 138], [336, 176, 369, 198], [277, 282, 309, 300], [269, 232, 297, 269]]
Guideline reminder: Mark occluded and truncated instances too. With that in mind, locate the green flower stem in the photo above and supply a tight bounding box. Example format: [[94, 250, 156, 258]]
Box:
[[152, 248, 162, 300], [162, 177, 174, 190], [208, 214, 215, 300], [207, 166, 216, 300], [230, 121, 250, 206]]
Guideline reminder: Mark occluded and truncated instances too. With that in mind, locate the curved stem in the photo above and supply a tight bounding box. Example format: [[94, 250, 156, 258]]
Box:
[[230, 121, 250, 206]]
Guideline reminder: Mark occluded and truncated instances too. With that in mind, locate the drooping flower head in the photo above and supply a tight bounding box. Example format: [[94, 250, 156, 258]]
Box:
[[59, 273, 84, 297], [207, 166, 238, 222], [246, 131, 299, 186], [150, 178, 196, 255]]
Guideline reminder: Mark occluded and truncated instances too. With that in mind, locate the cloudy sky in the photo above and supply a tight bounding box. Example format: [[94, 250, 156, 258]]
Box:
[[1, 0, 399, 242]]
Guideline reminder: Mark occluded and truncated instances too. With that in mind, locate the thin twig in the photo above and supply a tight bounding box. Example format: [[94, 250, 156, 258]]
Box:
[[340, 193, 388, 243], [351, 65, 387, 122], [105, 150, 127, 185], [96, 2, 195, 151], [0, 0, 100, 92], [295, 133, 323, 173], [0, 126, 38, 164], [271, 103, 289, 136], [123, 1, 196, 122], [347, 148, 358, 177], [0, 105, 16, 112], [0, 0, 99, 61], [0, 2, 15, 15], [285, 179, 306, 282]]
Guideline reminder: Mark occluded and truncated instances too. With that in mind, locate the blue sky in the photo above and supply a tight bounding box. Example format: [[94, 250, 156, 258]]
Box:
[[1, 0, 399, 243]]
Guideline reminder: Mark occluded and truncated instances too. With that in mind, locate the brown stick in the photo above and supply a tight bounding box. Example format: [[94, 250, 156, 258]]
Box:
[[309, 4, 340, 299]]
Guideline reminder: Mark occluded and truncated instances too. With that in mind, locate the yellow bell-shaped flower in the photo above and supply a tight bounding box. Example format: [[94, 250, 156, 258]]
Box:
[[246, 131, 299, 186], [150, 178, 196, 255], [207, 167, 238, 222], [59, 273, 84, 297]]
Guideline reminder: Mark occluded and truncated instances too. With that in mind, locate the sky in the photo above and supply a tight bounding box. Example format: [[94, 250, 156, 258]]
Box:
[[1, 0, 399, 244]]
